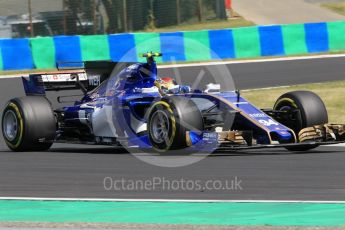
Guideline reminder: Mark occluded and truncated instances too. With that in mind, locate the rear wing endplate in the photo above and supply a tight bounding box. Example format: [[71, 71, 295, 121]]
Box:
[[21, 61, 128, 96]]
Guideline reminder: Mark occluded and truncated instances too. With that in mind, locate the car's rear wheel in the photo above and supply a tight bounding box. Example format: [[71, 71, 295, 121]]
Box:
[[2, 96, 56, 152], [147, 96, 203, 152], [274, 91, 328, 151]]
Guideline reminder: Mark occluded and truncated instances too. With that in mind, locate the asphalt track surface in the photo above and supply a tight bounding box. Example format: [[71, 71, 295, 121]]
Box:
[[0, 56, 345, 200]]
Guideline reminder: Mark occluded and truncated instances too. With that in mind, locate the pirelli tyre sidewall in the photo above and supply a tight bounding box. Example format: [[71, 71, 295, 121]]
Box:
[[274, 90, 328, 151], [147, 96, 203, 153], [2, 96, 56, 152]]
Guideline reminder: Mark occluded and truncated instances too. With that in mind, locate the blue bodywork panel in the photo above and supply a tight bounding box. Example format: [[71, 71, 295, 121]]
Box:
[[21, 56, 296, 149]]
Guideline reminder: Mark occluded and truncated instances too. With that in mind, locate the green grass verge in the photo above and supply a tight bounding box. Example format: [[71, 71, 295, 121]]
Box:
[[242, 80, 345, 124], [321, 2, 345, 16]]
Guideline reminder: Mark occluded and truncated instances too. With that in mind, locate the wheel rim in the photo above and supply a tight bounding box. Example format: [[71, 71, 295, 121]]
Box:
[[276, 103, 301, 132], [3, 110, 18, 142], [150, 110, 170, 144]]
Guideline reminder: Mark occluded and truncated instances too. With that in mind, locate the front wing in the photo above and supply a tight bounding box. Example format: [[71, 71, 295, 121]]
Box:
[[187, 124, 345, 151]]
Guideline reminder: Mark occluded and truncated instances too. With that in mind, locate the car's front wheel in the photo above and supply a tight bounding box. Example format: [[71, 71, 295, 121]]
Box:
[[274, 91, 328, 151], [147, 96, 203, 152]]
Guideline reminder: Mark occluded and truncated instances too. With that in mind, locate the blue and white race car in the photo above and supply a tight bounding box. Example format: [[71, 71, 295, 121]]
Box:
[[2, 52, 345, 152]]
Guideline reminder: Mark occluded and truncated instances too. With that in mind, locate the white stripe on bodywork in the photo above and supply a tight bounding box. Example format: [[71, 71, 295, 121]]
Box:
[[91, 105, 117, 137], [78, 110, 88, 125], [130, 114, 147, 134]]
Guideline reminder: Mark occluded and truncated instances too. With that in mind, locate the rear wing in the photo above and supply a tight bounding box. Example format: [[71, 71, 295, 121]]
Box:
[[22, 61, 134, 96]]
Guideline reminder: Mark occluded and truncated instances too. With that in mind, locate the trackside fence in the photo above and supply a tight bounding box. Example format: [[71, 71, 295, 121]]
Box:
[[0, 21, 344, 70]]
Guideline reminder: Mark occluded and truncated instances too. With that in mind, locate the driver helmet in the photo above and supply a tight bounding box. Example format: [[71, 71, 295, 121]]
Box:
[[154, 77, 177, 92]]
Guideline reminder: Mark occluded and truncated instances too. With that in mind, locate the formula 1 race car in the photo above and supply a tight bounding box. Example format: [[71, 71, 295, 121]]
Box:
[[2, 52, 345, 152]]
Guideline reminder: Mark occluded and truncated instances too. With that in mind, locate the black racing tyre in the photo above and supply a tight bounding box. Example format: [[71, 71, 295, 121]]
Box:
[[147, 96, 203, 152], [2, 96, 56, 152], [273, 91, 328, 151]]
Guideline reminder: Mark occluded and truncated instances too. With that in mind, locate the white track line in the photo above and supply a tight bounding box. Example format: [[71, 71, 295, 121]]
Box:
[[328, 143, 345, 147], [1, 53, 345, 79], [242, 85, 291, 91], [158, 53, 345, 68], [1, 197, 345, 204], [0, 74, 25, 79]]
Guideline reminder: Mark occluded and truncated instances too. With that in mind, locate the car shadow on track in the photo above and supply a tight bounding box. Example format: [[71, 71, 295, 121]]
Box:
[[46, 146, 342, 157], [210, 149, 340, 156], [49, 147, 129, 154]]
